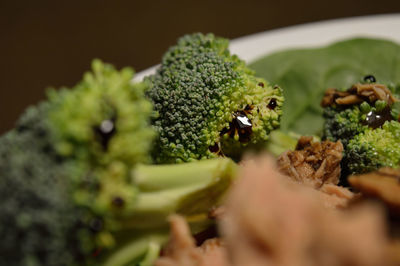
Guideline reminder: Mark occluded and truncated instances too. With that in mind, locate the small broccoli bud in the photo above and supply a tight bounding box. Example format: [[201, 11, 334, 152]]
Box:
[[375, 100, 387, 112], [360, 102, 371, 113]]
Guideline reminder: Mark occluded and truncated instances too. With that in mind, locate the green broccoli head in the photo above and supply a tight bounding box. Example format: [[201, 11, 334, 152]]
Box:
[[0, 59, 238, 266], [0, 60, 153, 266], [47, 59, 155, 167], [346, 120, 400, 174], [0, 104, 95, 266], [322, 105, 367, 147], [146, 33, 283, 163], [321, 76, 400, 175], [44, 59, 157, 220]]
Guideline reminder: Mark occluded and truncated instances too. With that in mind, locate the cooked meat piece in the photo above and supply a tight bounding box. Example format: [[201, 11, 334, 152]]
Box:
[[349, 168, 400, 213], [277, 136, 344, 188], [387, 241, 400, 265], [277, 136, 355, 208], [208, 206, 226, 220], [318, 183, 356, 209], [155, 215, 230, 266], [321, 83, 396, 107], [221, 155, 392, 266]]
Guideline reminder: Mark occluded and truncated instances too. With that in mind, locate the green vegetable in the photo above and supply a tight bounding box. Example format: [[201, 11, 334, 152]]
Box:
[[264, 130, 300, 157], [250, 38, 400, 135], [146, 33, 283, 163], [320, 77, 400, 175], [322, 105, 366, 147], [346, 120, 400, 174], [0, 60, 237, 266]]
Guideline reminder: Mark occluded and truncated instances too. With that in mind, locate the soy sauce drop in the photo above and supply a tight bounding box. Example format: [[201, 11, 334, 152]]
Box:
[[112, 196, 125, 208], [364, 107, 393, 129], [363, 75, 376, 83], [209, 143, 220, 153], [94, 118, 116, 150], [267, 98, 277, 110], [233, 113, 252, 143]]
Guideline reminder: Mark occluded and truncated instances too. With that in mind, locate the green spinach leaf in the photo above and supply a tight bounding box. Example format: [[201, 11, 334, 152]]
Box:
[[249, 38, 400, 136]]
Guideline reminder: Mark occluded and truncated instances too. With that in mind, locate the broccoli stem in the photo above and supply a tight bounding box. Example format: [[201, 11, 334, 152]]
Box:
[[102, 231, 168, 266], [122, 158, 237, 229], [138, 241, 162, 266], [102, 158, 237, 265], [132, 158, 235, 191], [265, 130, 299, 157]]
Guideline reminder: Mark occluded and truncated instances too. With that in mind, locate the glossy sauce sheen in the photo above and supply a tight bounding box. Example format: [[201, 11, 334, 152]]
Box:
[[364, 107, 393, 129], [94, 118, 116, 150]]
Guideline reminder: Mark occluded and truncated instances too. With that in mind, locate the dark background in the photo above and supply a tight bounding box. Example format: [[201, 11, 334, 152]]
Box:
[[1, 0, 400, 134]]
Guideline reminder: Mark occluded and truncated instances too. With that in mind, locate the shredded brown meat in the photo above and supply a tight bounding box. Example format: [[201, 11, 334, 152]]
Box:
[[155, 215, 229, 266], [277, 136, 356, 208], [321, 83, 397, 107], [349, 168, 400, 213], [277, 136, 343, 188], [221, 155, 392, 266]]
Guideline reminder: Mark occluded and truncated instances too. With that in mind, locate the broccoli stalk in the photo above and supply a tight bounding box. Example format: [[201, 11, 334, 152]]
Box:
[[121, 158, 237, 229], [102, 231, 167, 266], [0, 60, 237, 266], [264, 130, 301, 157], [100, 157, 236, 266], [146, 33, 284, 163]]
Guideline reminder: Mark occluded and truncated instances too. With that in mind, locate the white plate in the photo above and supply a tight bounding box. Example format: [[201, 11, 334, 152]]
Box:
[[134, 13, 400, 81]]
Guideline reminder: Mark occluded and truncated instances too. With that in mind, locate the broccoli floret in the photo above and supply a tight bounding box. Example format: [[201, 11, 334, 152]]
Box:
[[346, 120, 400, 174], [322, 105, 366, 147], [0, 105, 91, 266], [0, 60, 237, 266], [146, 33, 283, 163], [321, 76, 400, 176]]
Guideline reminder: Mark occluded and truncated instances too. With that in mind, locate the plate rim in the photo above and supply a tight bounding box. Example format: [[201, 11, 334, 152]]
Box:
[[134, 13, 400, 81]]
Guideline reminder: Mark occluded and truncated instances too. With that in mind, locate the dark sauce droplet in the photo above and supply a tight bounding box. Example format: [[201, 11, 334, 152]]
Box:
[[364, 107, 393, 129], [235, 113, 252, 129], [244, 104, 252, 111], [112, 196, 125, 208], [363, 75, 376, 83], [267, 98, 277, 110], [233, 112, 252, 143], [89, 218, 103, 233], [92, 248, 102, 258], [258, 82, 264, 88], [219, 111, 253, 144], [94, 118, 116, 150], [209, 143, 220, 153]]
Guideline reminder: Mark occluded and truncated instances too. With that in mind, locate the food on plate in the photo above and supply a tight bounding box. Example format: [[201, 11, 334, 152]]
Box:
[[156, 155, 393, 266], [146, 33, 283, 163], [0, 60, 237, 266], [155, 215, 229, 266], [349, 167, 400, 213], [277, 136, 355, 209], [277, 136, 344, 188], [3, 32, 400, 266], [250, 38, 400, 136], [321, 78, 400, 176], [221, 155, 392, 266]]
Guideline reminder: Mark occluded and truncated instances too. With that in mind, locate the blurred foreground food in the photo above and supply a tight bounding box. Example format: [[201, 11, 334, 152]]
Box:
[[2, 33, 400, 266], [157, 155, 400, 266]]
